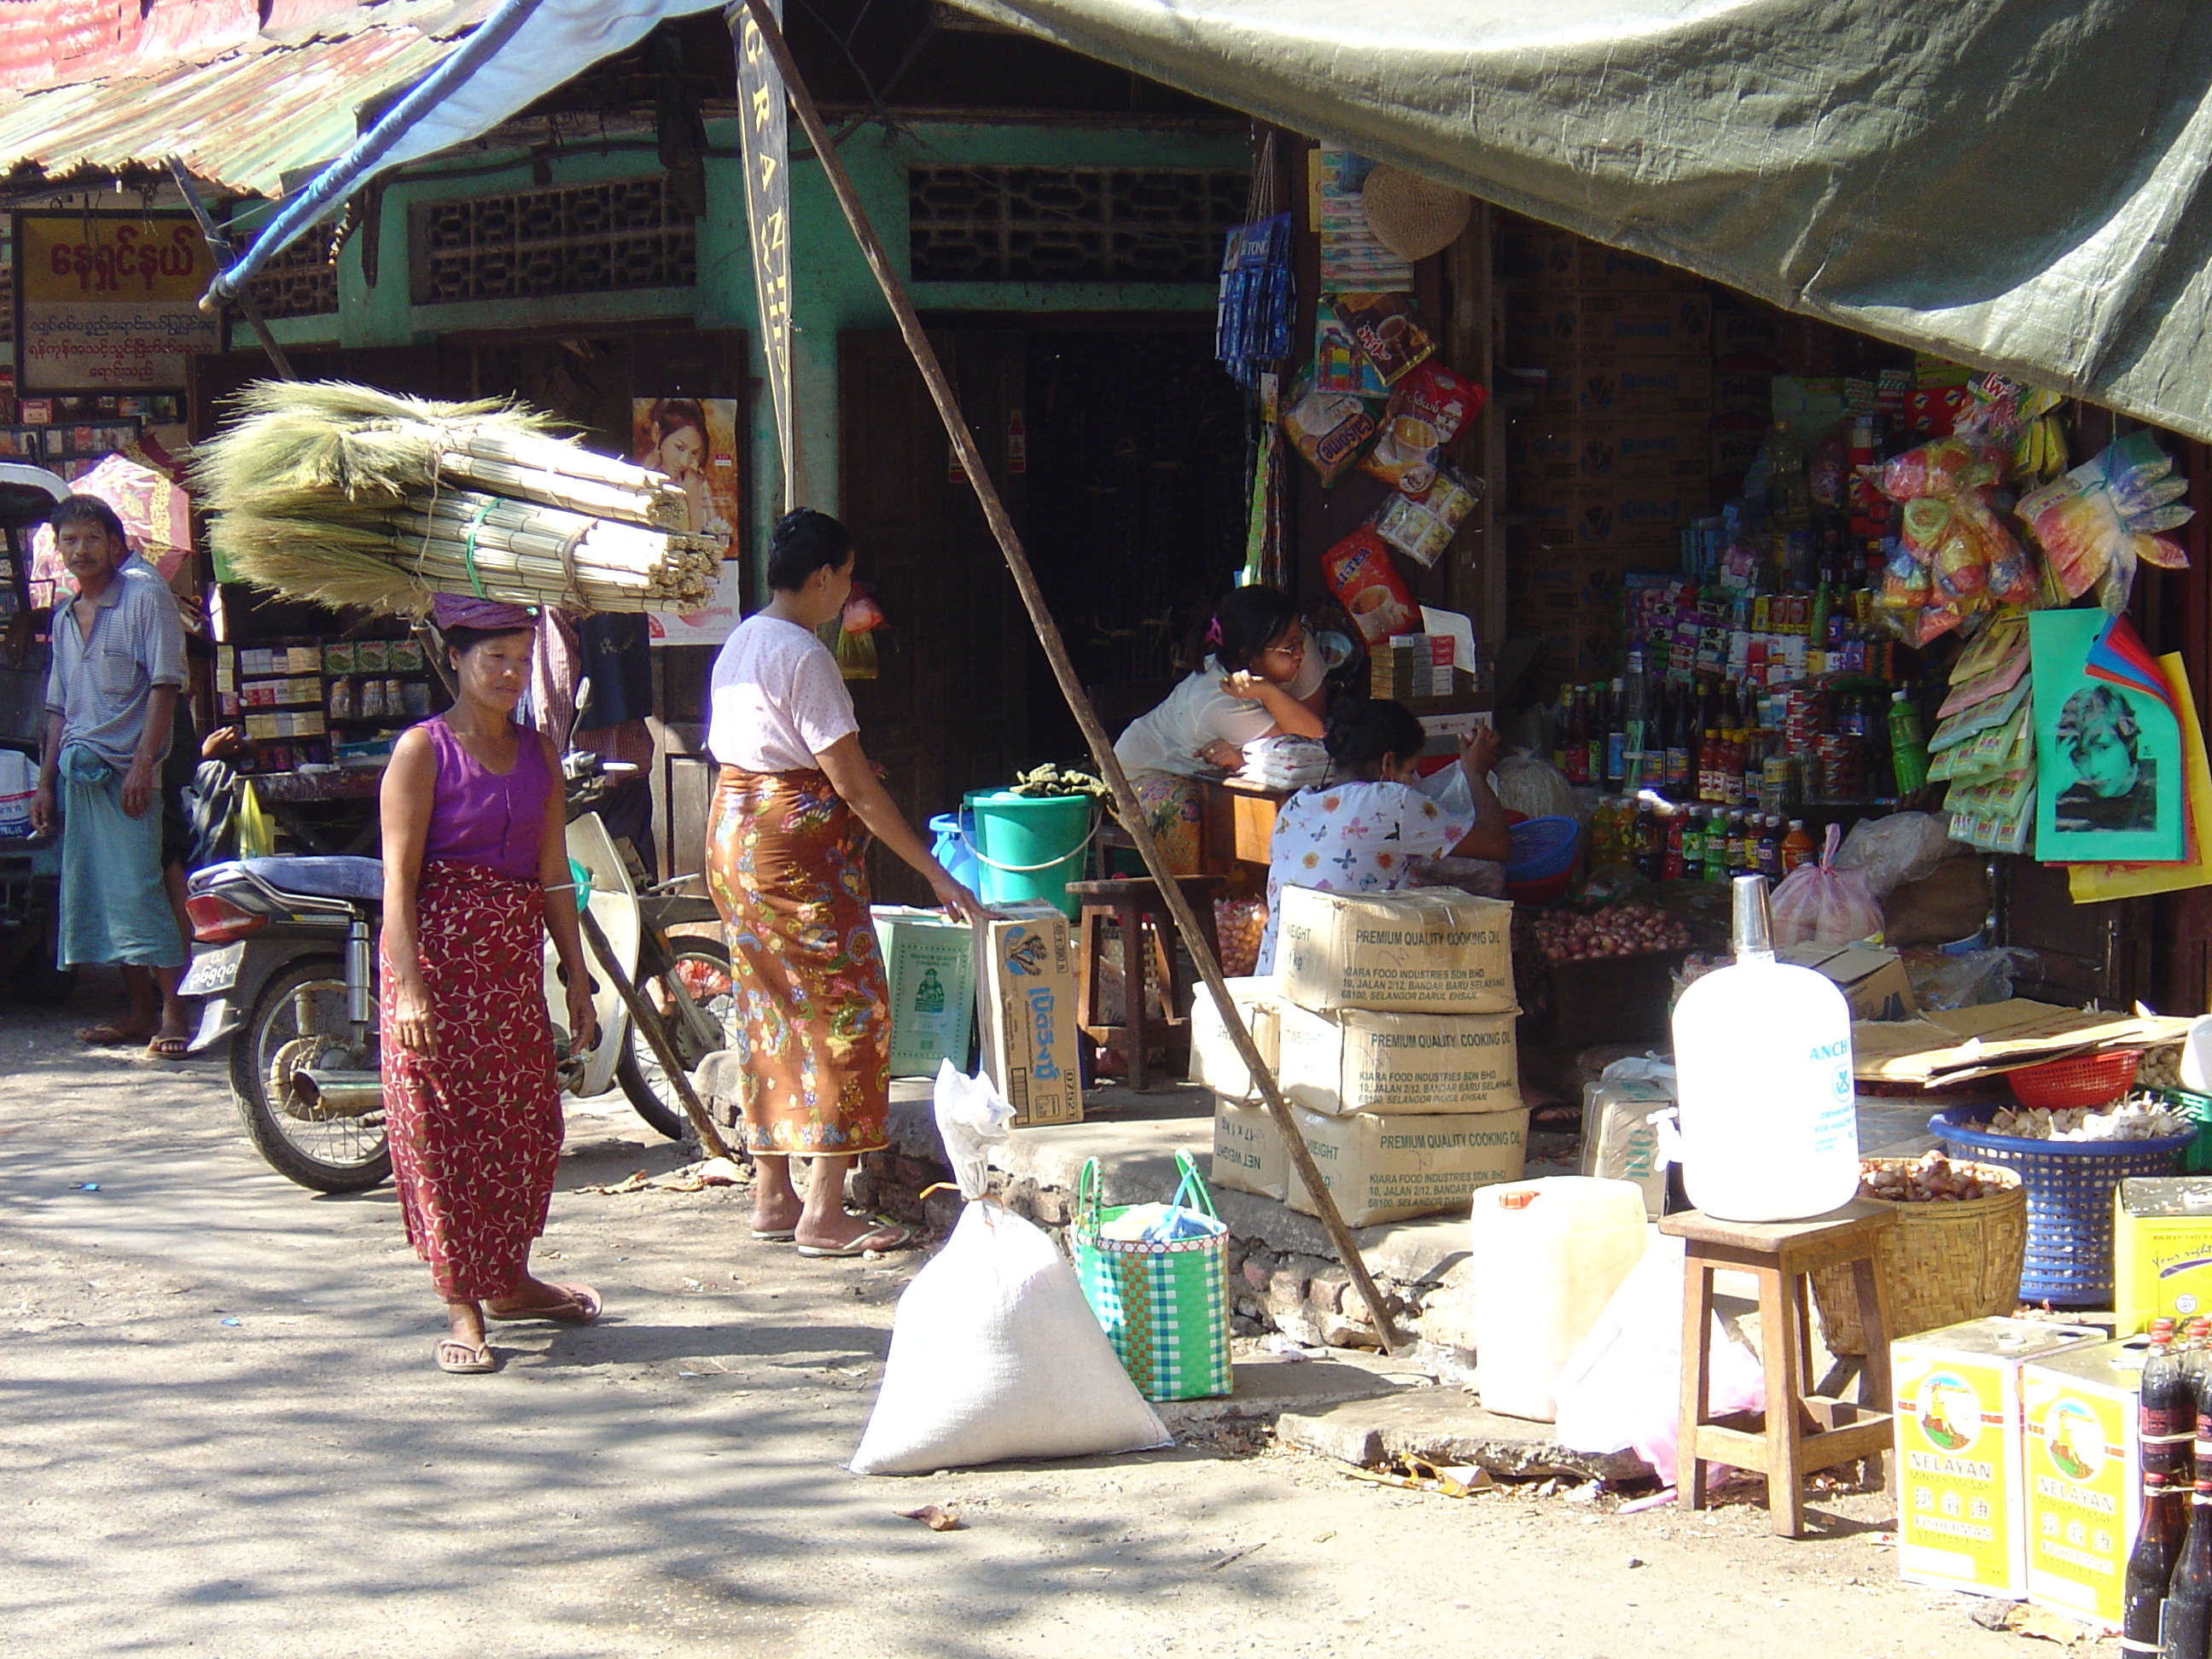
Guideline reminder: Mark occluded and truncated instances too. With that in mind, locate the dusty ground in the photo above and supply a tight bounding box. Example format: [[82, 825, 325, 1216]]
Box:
[[2, 980, 2092, 1658]]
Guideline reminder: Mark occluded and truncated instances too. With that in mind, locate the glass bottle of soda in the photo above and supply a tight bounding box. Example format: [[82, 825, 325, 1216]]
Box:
[[2162, 1466, 2212, 1658], [2126, 1319, 2189, 1656]]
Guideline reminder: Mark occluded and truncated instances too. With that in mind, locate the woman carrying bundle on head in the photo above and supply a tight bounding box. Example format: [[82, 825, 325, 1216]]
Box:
[[379, 594, 603, 1376], [1254, 698, 1511, 975], [704, 509, 985, 1258], [1110, 585, 1327, 875]]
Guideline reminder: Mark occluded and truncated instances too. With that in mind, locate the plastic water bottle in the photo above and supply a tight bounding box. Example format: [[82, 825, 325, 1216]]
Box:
[[1670, 875, 1860, 1222]]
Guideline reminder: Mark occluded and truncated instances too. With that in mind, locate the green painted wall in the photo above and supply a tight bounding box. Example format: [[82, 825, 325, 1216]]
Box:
[[258, 119, 1247, 561]]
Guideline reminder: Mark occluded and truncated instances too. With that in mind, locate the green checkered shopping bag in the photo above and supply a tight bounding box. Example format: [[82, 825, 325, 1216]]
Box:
[[1071, 1150, 1232, 1401]]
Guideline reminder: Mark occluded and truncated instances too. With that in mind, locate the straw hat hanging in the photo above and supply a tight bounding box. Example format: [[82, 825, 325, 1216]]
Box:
[[1361, 165, 1473, 262]]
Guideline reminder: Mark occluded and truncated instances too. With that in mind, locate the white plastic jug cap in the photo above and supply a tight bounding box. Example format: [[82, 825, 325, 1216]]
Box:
[[1498, 1191, 1536, 1210]]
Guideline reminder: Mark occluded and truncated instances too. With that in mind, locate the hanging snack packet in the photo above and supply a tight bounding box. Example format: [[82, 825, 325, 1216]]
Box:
[[1360, 362, 1486, 492], [1374, 468, 1482, 567], [1330, 292, 1435, 386], [1322, 527, 1421, 643], [1282, 386, 1379, 485]]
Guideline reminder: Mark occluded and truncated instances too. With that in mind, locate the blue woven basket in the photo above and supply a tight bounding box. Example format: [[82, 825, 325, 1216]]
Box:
[[1930, 1108, 2192, 1307], [1505, 815, 1580, 883]]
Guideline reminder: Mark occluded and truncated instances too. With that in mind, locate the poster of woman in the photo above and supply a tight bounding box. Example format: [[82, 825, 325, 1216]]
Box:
[[2030, 608, 2188, 863], [632, 397, 744, 646]]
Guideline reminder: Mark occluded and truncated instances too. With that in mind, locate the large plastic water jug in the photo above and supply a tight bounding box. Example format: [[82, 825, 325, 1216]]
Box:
[[1470, 1175, 1649, 1422], [1670, 875, 1860, 1223]]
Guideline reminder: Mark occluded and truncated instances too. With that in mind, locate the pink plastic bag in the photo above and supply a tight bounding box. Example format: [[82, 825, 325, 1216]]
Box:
[[1770, 823, 1883, 947], [1552, 1235, 1766, 1480]]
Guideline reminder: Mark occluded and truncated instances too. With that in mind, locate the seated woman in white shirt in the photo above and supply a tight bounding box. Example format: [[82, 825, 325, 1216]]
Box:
[[1256, 698, 1510, 975], [1111, 585, 1327, 874]]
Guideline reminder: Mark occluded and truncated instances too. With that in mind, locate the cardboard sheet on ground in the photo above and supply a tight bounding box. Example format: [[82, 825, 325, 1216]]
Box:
[[2031, 610, 2186, 863], [1850, 999, 2194, 1086], [2069, 653, 2212, 903]]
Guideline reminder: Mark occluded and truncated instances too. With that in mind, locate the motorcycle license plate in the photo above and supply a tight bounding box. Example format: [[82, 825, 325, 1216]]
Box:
[[179, 942, 244, 998]]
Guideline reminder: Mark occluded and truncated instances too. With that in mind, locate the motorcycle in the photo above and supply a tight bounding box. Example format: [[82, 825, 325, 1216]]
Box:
[[182, 806, 721, 1192]]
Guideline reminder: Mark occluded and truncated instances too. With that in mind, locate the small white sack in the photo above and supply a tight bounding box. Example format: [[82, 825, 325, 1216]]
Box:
[[848, 1062, 1169, 1476], [847, 1202, 1172, 1475]]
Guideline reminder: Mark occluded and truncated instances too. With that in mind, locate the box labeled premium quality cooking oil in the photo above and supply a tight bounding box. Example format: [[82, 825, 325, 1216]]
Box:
[[2114, 1178, 2212, 1336], [1894, 1318, 2105, 1599], [2022, 1336, 2147, 1628]]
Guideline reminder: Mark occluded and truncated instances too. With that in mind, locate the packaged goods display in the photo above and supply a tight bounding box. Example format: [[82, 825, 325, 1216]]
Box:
[[2021, 1336, 2148, 1628], [1274, 1002, 1521, 1116], [974, 902, 1083, 1128], [1284, 1106, 1531, 1227]]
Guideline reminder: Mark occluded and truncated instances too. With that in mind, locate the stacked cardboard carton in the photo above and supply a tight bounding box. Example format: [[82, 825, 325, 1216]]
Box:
[[1199, 888, 1528, 1227]]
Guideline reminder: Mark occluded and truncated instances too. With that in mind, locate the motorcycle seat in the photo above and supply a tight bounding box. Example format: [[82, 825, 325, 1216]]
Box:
[[242, 855, 385, 904]]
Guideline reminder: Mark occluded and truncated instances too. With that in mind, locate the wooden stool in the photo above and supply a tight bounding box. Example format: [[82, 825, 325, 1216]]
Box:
[[1068, 876, 1225, 1091], [1662, 1199, 1897, 1537]]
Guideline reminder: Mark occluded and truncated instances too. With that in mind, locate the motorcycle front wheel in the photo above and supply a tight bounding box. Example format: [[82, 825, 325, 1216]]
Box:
[[615, 935, 732, 1141], [231, 957, 393, 1193]]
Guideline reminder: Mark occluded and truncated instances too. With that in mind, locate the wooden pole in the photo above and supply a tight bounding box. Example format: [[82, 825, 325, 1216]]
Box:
[[737, 0, 1405, 1354], [165, 157, 298, 381], [579, 905, 742, 1166]]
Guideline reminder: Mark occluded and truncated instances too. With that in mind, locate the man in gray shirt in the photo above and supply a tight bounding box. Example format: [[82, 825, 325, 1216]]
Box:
[[29, 495, 191, 1056]]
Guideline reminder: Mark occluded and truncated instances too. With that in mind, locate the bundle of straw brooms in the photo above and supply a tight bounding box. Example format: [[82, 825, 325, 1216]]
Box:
[[193, 381, 725, 617]]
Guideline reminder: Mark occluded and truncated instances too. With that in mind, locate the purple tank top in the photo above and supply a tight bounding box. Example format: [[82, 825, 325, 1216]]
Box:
[[419, 715, 551, 881]]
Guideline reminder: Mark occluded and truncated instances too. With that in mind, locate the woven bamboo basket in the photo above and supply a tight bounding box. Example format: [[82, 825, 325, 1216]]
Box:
[[1811, 1158, 2027, 1355]]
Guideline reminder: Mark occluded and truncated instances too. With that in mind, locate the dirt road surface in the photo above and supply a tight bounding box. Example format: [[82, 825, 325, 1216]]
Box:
[[2, 989, 2069, 1658]]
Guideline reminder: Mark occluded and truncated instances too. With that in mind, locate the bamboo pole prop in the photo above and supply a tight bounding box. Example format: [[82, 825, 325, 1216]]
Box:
[[737, 0, 1406, 1354], [166, 155, 296, 382], [579, 905, 741, 1166]]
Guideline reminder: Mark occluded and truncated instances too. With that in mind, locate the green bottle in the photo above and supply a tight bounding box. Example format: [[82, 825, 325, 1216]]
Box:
[[1889, 690, 1930, 796]]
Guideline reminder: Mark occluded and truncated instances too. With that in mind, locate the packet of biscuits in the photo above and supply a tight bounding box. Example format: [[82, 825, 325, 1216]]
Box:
[[1374, 468, 1483, 568], [1359, 362, 1485, 492], [1330, 292, 1434, 386], [1281, 384, 1379, 485]]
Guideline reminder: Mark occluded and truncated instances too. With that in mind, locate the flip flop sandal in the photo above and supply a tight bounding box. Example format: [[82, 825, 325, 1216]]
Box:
[[79, 1025, 143, 1047], [485, 1284, 602, 1325], [750, 1227, 797, 1242], [144, 1036, 190, 1061], [796, 1221, 917, 1259], [436, 1338, 498, 1375]]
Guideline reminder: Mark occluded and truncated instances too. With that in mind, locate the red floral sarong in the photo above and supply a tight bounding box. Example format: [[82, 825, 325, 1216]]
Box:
[[705, 766, 890, 1156], [380, 858, 562, 1302]]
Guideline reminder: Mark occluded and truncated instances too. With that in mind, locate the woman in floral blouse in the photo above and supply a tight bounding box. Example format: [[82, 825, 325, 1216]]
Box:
[[1255, 699, 1510, 975]]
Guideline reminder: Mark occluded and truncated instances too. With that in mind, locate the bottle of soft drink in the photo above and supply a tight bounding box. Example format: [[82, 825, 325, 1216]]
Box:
[[1564, 685, 1590, 784], [1663, 802, 1688, 882], [2127, 1319, 2192, 1657], [1605, 677, 1629, 789], [1666, 684, 1692, 795], [1756, 815, 1783, 880], [1889, 690, 1930, 796], [1637, 799, 1666, 882], [2163, 1399, 2212, 1659], [1781, 818, 1815, 874]]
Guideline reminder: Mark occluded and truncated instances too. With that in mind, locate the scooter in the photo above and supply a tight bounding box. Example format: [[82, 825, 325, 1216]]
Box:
[[182, 811, 670, 1192]]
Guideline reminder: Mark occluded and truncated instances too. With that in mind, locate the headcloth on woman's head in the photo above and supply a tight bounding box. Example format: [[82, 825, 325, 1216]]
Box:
[[431, 593, 538, 632]]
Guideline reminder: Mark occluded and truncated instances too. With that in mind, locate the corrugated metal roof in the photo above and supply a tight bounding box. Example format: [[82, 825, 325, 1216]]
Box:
[[0, 0, 494, 197]]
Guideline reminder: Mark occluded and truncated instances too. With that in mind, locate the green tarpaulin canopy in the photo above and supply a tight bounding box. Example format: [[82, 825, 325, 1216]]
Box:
[[950, 0, 2212, 441]]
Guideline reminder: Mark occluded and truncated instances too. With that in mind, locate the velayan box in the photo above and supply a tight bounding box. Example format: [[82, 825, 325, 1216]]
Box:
[[1276, 885, 1515, 1016], [1284, 1107, 1529, 1227], [1893, 1318, 2106, 1599], [2022, 1336, 2148, 1628], [1187, 977, 1279, 1104], [1274, 1000, 1520, 1115], [872, 905, 976, 1079], [1211, 1097, 1287, 1202], [2113, 1178, 2212, 1336], [973, 900, 1082, 1128]]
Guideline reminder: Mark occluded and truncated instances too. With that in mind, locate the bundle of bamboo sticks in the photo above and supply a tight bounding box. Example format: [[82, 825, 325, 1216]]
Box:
[[192, 380, 721, 616]]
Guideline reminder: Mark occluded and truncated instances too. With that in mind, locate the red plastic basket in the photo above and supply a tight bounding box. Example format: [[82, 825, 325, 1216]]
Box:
[[2006, 1049, 2142, 1111]]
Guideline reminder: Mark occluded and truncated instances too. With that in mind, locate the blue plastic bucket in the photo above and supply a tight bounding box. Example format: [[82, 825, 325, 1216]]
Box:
[[966, 790, 1094, 917], [929, 811, 980, 894]]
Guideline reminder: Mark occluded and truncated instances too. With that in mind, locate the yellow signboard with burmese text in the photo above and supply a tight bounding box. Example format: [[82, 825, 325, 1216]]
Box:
[[13, 212, 222, 391]]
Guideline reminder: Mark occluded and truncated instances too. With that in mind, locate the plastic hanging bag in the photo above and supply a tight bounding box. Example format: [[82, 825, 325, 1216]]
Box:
[[235, 779, 276, 860], [847, 1065, 1171, 1475], [1769, 822, 1883, 946], [1833, 812, 1957, 899]]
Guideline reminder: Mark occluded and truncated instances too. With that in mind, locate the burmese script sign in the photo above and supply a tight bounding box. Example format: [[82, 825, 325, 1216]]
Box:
[[14, 212, 222, 391]]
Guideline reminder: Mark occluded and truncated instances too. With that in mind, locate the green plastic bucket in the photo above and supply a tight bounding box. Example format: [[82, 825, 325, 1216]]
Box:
[[966, 789, 1094, 917]]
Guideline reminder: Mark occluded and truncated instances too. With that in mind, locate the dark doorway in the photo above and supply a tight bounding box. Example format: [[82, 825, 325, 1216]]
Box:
[[839, 321, 1245, 903]]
